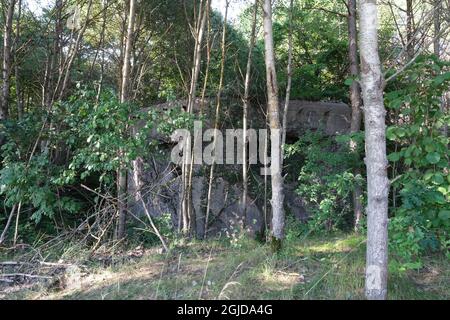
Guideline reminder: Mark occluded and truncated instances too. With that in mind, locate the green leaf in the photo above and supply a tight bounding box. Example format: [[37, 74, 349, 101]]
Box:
[[388, 152, 401, 162], [432, 173, 444, 185], [344, 78, 354, 86], [433, 72, 450, 85], [426, 152, 441, 164], [437, 187, 447, 195], [424, 171, 434, 181], [425, 144, 435, 153], [396, 127, 406, 138], [386, 127, 397, 141], [438, 210, 450, 221]]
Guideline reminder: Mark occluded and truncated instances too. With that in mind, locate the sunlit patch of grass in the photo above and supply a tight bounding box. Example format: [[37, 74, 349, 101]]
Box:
[[258, 258, 295, 290], [296, 234, 366, 255]]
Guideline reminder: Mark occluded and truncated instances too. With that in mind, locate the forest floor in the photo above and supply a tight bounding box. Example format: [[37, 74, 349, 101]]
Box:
[[1, 233, 449, 300]]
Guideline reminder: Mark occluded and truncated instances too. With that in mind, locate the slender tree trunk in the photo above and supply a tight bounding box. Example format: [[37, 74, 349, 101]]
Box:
[[200, 2, 212, 114], [198, 4, 213, 236], [348, 0, 362, 133], [1, 0, 16, 120], [181, 0, 210, 237], [281, 0, 294, 154], [121, 0, 136, 104], [242, 0, 258, 219], [0, 205, 16, 245], [262, 0, 285, 248], [204, 1, 228, 238], [117, 167, 128, 239], [13, 202, 22, 246], [406, 0, 414, 60], [117, 0, 137, 239], [433, 0, 441, 57], [43, 48, 52, 108], [43, 0, 62, 108], [118, 5, 127, 99], [15, 0, 23, 120], [347, 0, 364, 232], [96, 0, 108, 103], [359, 0, 389, 300], [186, 1, 210, 237], [433, 0, 448, 138], [187, 0, 209, 113], [263, 124, 269, 238], [57, 0, 93, 101]]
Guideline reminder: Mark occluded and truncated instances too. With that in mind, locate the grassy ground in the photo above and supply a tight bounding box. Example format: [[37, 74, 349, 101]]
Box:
[[1, 233, 448, 300]]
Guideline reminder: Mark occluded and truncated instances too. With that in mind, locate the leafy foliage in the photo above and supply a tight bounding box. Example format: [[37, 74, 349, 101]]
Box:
[[285, 130, 364, 233], [385, 56, 450, 269], [57, 89, 155, 185], [0, 85, 204, 242]]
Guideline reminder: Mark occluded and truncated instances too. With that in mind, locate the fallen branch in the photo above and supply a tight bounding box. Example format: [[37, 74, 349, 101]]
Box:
[[0, 261, 74, 268], [1, 273, 54, 280], [0, 261, 30, 266], [0, 205, 17, 245]]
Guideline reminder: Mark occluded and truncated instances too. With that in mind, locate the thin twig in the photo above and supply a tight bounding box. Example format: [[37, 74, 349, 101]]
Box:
[[199, 244, 214, 299]]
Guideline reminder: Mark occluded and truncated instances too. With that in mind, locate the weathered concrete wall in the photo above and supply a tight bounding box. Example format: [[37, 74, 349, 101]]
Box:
[[284, 101, 351, 137], [128, 100, 350, 238]]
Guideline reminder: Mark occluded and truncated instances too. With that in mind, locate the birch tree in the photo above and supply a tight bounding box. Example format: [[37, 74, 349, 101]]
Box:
[[181, 0, 210, 236], [359, 0, 389, 300], [347, 0, 364, 231], [262, 0, 285, 248], [281, 0, 293, 161], [117, 0, 136, 239]]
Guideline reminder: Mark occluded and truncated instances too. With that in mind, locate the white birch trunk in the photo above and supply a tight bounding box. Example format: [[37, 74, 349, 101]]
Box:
[[263, 0, 285, 244], [347, 0, 364, 231], [359, 0, 389, 300]]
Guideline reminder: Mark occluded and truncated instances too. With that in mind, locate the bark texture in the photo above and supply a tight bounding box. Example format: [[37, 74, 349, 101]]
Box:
[[242, 0, 258, 218], [281, 0, 294, 159], [120, 0, 136, 104], [359, 0, 389, 300], [15, 0, 23, 119], [1, 0, 16, 120], [263, 0, 285, 242], [347, 0, 364, 231], [406, 0, 414, 59], [181, 0, 210, 236], [205, 1, 228, 237], [117, 0, 137, 239]]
